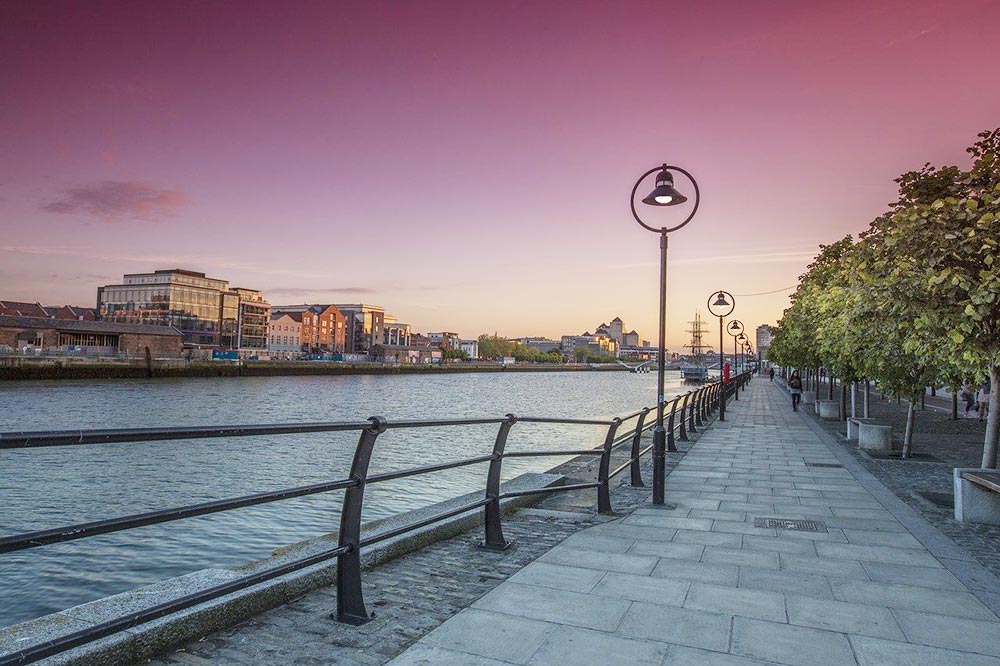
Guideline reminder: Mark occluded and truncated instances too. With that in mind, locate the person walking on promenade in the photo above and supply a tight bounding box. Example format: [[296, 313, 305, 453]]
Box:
[[977, 380, 991, 422], [962, 381, 976, 417], [789, 371, 803, 411], [769, 368, 775, 382]]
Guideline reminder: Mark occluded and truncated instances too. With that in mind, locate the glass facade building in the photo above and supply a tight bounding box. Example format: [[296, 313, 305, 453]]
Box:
[[98, 269, 270, 350]]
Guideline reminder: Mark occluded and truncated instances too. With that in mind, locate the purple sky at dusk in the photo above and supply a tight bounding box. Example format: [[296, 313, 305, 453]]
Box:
[[2, 0, 998, 349]]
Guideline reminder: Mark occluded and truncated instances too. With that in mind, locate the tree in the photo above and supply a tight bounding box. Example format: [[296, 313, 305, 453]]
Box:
[[874, 129, 1000, 466]]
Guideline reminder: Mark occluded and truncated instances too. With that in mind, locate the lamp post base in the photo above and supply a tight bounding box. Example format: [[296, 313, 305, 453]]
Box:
[[652, 426, 666, 505]]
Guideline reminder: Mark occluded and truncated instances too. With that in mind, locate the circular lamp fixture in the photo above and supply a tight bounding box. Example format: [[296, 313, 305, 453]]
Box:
[[642, 168, 688, 207]]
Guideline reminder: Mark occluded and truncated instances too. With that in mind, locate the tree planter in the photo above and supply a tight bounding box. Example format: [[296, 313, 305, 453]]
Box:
[[858, 424, 893, 452], [818, 400, 840, 420], [801, 390, 816, 405]]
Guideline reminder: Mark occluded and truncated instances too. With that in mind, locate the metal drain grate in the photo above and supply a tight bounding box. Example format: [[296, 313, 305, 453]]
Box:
[[754, 517, 828, 532], [805, 462, 843, 468]]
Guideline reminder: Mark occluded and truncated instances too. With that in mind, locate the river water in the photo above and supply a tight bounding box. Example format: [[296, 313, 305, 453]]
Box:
[[0, 370, 686, 627]]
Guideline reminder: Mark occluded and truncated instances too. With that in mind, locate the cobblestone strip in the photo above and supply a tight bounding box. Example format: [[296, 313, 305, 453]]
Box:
[[152, 418, 707, 665]]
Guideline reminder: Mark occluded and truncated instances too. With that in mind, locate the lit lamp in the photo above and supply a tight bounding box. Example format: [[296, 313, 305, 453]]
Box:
[[707, 291, 735, 421], [631, 163, 700, 505], [728, 320, 744, 400]]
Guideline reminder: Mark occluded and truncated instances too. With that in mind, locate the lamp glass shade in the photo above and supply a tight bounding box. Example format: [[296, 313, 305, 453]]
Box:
[[728, 321, 742, 332], [641, 169, 688, 207], [712, 292, 730, 307]]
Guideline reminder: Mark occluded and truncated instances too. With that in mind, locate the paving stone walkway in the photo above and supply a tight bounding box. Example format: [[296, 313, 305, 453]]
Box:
[[391, 378, 1000, 665]]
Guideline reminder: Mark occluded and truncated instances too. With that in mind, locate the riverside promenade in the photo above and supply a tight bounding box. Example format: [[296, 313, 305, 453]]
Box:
[[390, 378, 1000, 665]]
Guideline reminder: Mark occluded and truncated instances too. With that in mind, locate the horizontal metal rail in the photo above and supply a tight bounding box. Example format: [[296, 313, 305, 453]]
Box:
[[0, 421, 374, 449], [367, 455, 494, 484], [0, 477, 357, 554], [502, 449, 603, 458]]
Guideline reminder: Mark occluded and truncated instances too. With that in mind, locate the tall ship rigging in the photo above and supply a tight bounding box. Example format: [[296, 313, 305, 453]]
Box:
[[680, 311, 711, 383]]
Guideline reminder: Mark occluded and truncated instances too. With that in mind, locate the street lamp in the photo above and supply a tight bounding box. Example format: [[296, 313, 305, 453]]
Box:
[[707, 291, 734, 421], [736, 333, 748, 374], [728, 320, 744, 400], [631, 163, 700, 506]]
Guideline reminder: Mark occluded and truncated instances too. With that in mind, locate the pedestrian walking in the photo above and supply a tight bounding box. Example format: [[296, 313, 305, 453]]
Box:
[[977, 381, 991, 422], [961, 382, 976, 417], [768, 368, 775, 382], [789, 371, 803, 411]]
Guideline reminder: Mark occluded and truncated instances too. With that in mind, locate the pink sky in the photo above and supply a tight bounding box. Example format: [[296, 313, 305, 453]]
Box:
[[1, 0, 998, 349]]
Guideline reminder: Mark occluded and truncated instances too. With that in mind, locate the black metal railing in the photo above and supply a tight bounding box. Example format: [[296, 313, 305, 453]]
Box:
[[0, 372, 752, 665]]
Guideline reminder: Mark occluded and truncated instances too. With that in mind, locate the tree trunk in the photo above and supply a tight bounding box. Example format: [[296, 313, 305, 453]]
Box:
[[841, 382, 848, 421], [864, 380, 870, 418], [951, 389, 958, 421], [901, 395, 917, 460], [829, 373, 834, 400], [982, 364, 1000, 469]]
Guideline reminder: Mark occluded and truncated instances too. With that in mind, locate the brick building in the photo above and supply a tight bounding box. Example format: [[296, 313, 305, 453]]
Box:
[[0, 315, 183, 356]]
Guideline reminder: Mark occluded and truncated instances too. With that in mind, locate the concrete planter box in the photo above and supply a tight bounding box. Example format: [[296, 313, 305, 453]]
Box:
[[801, 390, 816, 405], [846, 417, 876, 441], [954, 468, 1000, 525], [817, 400, 840, 420], [858, 423, 893, 452]]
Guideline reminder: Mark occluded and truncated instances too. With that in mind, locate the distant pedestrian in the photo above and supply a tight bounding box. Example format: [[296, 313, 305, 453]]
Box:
[[961, 382, 976, 417], [769, 368, 775, 382], [789, 371, 803, 411], [977, 381, 991, 422]]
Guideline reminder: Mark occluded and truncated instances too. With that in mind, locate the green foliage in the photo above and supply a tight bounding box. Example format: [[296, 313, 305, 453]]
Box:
[[773, 128, 1000, 465], [476, 334, 563, 363]]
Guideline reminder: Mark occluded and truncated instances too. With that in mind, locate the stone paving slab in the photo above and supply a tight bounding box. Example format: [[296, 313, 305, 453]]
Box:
[[391, 378, 1000, 665]]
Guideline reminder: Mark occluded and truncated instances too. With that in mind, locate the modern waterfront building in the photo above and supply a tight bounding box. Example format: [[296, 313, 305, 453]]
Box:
[[560, 333, 618, 357], [334, 304, 385, 354], [97, 269, 271, 352]]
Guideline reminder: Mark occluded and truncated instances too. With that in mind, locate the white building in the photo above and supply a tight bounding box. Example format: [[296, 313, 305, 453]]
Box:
[[460, 339, 479, 360], [268, 312, 302, 358]]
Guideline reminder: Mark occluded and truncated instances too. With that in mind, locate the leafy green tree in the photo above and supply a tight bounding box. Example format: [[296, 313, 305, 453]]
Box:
[[873, 129, 1000, 466]]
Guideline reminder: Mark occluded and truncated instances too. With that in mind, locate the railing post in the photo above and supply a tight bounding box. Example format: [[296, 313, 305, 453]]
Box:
[[678, 392, 690, 441], [597, 418, 623, 514], [336, 416, 387, 624], [666, 396, 680, 452], [695, 388, 705, 426], [630, 408, 650, 487], [481, 414, 517, 551], [688, 390, 698, 433]]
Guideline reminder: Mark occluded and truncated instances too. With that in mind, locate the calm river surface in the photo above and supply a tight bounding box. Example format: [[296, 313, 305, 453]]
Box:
[[0, 370, 686, 626]]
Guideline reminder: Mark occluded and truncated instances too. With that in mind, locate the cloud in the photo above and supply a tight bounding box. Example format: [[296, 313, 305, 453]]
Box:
[[266, 287, 379, 296], [42, 181, 184, 222]]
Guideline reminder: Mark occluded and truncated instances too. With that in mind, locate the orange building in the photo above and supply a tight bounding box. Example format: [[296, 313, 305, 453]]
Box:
[[272, 304, 345, 353]]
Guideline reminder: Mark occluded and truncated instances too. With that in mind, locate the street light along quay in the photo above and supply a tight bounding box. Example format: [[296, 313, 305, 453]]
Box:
[[728, 320, 744, 400], [630, 163, 700, 505], [707, 291, 735, 421]]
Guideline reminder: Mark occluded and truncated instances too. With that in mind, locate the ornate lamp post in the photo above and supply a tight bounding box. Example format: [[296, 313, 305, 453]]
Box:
[[631, 163, 700, 505], [707, 291, 734, 421], [736, 333, 748, 374], [728, 320, 744, 399]]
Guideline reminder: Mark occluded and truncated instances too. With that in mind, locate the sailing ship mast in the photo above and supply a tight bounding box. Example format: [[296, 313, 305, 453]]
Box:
[[684, 311, 710, 362]]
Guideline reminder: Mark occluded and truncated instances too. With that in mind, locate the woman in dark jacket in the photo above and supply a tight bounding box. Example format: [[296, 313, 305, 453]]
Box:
[[788, 371, 803, 411]]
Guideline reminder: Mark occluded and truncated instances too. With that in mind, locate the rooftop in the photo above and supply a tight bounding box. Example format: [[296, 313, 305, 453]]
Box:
[[0, 315, 183, 337]]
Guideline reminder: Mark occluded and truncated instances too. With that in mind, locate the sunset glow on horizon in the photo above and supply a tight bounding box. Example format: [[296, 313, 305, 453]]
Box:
[[2, 0, 999, 349]]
